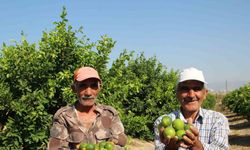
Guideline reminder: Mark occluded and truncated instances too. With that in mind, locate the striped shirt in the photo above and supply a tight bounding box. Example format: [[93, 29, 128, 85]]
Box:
[[154, 108, 229, 150]]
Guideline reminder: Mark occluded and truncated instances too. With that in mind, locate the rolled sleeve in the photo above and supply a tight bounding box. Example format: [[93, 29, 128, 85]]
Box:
[[48, 111, 70, 150], [154, 116, 166, 150], [111, 113, 127, 147]]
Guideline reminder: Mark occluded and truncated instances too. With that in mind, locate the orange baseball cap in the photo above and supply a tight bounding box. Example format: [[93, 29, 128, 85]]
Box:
[[74, 66, 101, 83]]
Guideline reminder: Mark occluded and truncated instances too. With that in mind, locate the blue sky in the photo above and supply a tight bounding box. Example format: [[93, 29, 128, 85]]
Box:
[[1, 0, 250, 91]]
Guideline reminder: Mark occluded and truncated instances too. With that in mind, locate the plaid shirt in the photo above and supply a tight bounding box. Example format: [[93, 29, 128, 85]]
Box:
[[154, 108, 230, 150]]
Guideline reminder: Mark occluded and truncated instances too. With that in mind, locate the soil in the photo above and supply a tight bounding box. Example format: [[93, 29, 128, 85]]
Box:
[[127, 94, 250, 150], [126, 139, 154, 150], [215, 94, 250, 150]]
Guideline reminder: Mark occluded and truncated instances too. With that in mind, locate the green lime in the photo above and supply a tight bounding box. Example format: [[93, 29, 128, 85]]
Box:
[[176, 129, 186, 140], [94, 143, 99, 150], [172, 119, 185, 130], [161, 116, 172, 127], [163, 127, 176, 138], [99, 141, 106, 149], [79, 143, 87, 150], [104, 142, 114, 150], [85, 143, 95, 150], [184, 123, 192, 131]]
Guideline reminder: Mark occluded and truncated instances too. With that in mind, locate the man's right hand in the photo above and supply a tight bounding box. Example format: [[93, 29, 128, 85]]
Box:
[[159, 127, 179, 150]]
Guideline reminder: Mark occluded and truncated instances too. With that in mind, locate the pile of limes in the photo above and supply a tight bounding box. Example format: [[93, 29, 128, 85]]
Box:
[[76, 141, 114, 150], [159, 116, 192, 140]]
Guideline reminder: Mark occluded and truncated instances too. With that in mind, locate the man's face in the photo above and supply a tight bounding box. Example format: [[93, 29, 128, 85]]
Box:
[[75, 78, 100, 107], [176, 80, 207, 114]]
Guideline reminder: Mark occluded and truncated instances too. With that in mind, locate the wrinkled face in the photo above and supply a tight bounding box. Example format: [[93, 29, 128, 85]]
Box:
[[176, 80, 207, 114], [74, 78, 100, 107]]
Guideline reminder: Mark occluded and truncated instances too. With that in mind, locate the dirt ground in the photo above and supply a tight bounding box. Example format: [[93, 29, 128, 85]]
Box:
[[126, 138, 154, 150], [215, 95, 250, 150], [127, 95, 250, 150], [223, 109, 250, 150]]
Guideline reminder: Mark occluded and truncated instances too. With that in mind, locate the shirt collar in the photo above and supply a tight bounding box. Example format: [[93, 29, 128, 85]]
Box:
[[71, 102, 102, 116], [177, 108, 204, 124], [94, 103, 103, 114]]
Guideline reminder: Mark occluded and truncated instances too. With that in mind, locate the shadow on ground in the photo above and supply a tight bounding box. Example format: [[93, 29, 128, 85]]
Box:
[[229, 121, 250, 130], [229, 135, 250, 147]]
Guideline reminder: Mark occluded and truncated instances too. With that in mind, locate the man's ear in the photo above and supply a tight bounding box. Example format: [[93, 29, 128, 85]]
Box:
[[98, 82, 102, 91], [203, 89, 208, 100], [71, 84, 76, 93], [204, 88, 208, 95]]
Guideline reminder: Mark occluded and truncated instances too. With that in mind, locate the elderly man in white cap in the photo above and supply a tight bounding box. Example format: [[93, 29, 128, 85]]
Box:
[[48, 66, 127, 150], [154, 67, 229, 150]]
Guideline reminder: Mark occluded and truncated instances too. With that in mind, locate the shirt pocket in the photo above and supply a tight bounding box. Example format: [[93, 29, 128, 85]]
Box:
[[68, 127, 84, 143], [50, 123, 68, 140], [95, 129, 111, 142]]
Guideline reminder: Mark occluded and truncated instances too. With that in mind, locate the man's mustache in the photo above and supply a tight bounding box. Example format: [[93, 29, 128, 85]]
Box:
[[182, 97, 197, 102], [81, 96, 95, 100]]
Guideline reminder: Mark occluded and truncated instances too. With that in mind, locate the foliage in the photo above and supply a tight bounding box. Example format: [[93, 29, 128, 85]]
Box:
[[0, 7, 113, 149], [222, 83, 250, 118], [100, 51, 179, 139], [202, 93, 216, 110], [0, 7, 179, 148]]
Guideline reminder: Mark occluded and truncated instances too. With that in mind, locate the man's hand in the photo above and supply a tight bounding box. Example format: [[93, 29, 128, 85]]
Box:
[[179, 118, 204, 150], [159, 127, 179, 150]]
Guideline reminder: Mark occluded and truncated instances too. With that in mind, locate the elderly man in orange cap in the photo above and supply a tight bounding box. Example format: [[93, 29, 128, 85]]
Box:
[[154, 67, 229, 150], [48, 66, 127, 150]]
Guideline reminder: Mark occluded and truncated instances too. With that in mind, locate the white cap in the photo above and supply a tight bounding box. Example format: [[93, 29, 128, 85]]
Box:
[[179, 67, 207, 83]]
